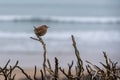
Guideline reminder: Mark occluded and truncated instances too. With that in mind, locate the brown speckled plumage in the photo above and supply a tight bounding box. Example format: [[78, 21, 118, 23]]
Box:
[[34, 25, 48, 37]]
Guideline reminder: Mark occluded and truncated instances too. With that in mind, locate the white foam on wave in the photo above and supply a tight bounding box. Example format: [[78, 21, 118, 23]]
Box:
[[49, 16, 120, 23], [0, 15, 120, 23], [0, 31, 120, 51], [0, 31, 120, 42], [46, 31, 120, 42], [0, 15, 32, 21], [0, 31, 32, 39]]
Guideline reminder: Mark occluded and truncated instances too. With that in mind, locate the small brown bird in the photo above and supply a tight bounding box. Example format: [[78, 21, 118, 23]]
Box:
[[34, 25, 49, 37]]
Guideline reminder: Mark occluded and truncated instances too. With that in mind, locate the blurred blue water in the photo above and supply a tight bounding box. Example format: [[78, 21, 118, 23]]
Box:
[[0, 0, 120, 67]]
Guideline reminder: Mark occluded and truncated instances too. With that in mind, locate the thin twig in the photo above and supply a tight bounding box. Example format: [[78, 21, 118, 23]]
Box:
[[40, 69, 44, 80], [54, 57, 59, 80], [34, 66, 37, 80], [17, 66, 32, 80], [31, 27, 47, 79], [71, 35, 84, 79]]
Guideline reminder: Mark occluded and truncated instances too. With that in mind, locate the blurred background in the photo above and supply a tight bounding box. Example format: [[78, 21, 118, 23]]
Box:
[[0, 0, 120, 68]]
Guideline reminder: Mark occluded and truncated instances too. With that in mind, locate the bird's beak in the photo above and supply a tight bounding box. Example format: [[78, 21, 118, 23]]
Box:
[[33, 26, 36, 29]]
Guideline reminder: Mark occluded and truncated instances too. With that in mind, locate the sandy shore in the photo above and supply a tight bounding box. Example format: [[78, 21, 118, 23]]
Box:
[[0, 67, 67, 80], [0, 68, 42, 80], [0, 67, 81, 80]]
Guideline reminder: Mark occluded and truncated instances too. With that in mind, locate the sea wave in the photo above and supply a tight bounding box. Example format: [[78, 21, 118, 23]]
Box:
[[0, 31, 120, 42], [0, 31, 32, 39], [0, 31, 120, 51], [0, 15, 120, 24]]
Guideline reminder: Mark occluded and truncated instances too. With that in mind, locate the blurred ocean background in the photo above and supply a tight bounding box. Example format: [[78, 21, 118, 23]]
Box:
[[0, 0, 120, 68]]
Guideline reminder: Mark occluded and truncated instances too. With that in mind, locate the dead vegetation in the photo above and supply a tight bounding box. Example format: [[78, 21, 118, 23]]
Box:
[[0, 28, 120, 80]]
